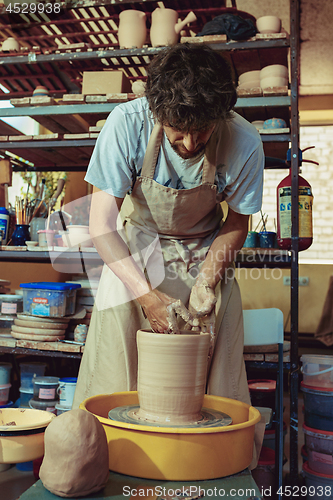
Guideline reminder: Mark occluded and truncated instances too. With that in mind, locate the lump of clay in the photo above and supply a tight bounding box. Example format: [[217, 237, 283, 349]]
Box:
[[39, 409, 109, 497]]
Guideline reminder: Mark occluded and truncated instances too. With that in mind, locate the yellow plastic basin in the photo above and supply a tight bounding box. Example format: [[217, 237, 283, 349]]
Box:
[[80, 391, 261, 481]]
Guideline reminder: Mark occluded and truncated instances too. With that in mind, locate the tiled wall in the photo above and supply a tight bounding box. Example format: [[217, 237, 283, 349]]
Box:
[[252, 125, 333, 260]]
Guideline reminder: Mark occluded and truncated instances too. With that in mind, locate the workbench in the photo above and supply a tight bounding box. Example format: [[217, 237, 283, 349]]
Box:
[[18, 469, 263, 500]]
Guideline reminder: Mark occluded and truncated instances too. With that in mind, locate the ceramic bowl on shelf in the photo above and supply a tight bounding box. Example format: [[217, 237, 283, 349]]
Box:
[[263, 118, 287, 129], [251, 120, 265, 130], [238, 80, 261, 90], [260, 64, 288, 79], [33, 86, 49, 97], [256, 16, 281, 34], [238, 70, 261, 85], [260, 76, 288, 89], [63, 225, 93, 248], [1, 37, 20, 52]]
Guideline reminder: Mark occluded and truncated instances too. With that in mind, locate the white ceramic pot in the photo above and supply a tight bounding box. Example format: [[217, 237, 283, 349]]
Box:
[[1, 37, 19, 52], [131, 80, 146, 95], [260, 76, 288, 89], [260, 64, 288, 79], [136, 329, 210, 424], [239, 70, 261, 84], [118, 10, 147, 49], [150, 8, 197, 47], [256, 16, 281, 34]]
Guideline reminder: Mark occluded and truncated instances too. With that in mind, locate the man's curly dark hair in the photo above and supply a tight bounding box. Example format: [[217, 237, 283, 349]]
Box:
[[145, 43, 237, 132]]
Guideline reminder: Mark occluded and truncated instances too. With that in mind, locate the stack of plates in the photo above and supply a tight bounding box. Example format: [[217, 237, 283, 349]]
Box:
[[10, 314, 70, 341]]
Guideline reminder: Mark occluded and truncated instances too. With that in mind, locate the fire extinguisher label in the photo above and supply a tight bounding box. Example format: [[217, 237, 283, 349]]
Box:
[[279, 186, 313, 238]]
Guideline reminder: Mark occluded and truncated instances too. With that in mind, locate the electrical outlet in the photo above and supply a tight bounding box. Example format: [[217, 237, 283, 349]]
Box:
[[283, 276, 309, 286]]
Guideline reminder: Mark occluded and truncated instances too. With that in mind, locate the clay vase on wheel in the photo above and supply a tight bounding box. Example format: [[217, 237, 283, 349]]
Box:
[[118, 10, 147, 49], [136, 329, 210, 424]]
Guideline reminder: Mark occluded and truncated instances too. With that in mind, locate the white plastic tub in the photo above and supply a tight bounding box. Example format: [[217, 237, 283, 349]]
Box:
[[19, 387, 34, 408], [301, 354, 333, 388]]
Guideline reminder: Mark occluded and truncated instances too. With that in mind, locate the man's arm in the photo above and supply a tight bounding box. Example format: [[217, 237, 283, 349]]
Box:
[[200, 207, 249, 289], [189, 208, 249, 319]]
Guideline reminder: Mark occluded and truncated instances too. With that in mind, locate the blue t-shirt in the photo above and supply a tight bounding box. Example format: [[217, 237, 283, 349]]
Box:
[[85, 97, 264, 215]]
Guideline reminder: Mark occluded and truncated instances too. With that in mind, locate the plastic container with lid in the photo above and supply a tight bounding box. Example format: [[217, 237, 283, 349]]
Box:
[[0, 294, 23, 315], [29, 398, 57, 414], [301, 354, 333, 388], [303, 462, 333, 498], [248, 379, 276, 411], [20, 362, 47, 390], [301, 381, 333, 431], [33, 376, 59, 401], [0, 207, 10, 245], [55, 403, 72, 415], [20, 282, 81, 317], [0, 362, 11, 385], [303, 424, 333, 475], [0, 383, 11, 405], [19, 387, 34, 407]]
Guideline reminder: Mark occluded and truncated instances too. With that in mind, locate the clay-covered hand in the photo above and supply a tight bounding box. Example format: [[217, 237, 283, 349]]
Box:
[[140, 291, 198, 334], [188, 278, 217, 318]]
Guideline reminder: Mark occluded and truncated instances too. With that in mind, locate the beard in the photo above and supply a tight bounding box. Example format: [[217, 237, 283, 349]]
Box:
[[170, 141, 206, 160]]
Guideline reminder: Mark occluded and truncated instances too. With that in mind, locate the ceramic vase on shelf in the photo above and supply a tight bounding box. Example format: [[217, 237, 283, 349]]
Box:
[[33, 86, 49, 97], [117, 10, 147, 49], [1, 37, 20, 52], [136, 329, 210, 424], [150, 8, 197, 47], [11, 224, 31, 246]]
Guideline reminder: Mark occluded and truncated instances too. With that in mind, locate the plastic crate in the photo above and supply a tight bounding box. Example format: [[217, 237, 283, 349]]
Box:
[[20, 282, 81, 317]]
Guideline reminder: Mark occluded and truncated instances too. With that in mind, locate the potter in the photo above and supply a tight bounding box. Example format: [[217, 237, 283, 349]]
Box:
[[73, 44, 264, 468]]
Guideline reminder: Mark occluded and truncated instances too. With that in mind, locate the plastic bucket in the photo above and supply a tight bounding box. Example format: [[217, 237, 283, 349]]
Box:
[[248, 379, 276, 411], [32, 376, 59, 401], [20, 362, 47, 391], [301, 354, 333, 388], [19, 387, 34, 408], [301, 382, 333, 431], [0, 362, 11, 385], [303, 424, 333, 475], [57, 377, 77, 408], [303, 462, 333, 499], [0, 383, 11, 405], [29, 398, 57, 414]]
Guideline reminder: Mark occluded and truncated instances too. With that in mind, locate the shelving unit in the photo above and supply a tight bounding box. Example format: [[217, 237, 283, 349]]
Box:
[[0, 0, 301, 486]]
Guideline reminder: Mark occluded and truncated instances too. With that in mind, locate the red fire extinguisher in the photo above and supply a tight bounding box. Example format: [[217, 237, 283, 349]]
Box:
[[276, 147, 317, 251]]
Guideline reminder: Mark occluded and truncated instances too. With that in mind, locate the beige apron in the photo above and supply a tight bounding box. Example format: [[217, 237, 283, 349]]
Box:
[[73, 124, 251, 410]]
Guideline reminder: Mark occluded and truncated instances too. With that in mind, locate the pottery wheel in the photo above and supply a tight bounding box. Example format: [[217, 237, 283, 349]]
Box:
[[108, 405, 232, 429]]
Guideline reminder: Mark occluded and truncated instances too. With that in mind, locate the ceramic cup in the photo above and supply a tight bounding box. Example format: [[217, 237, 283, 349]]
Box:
[[243, 231, 259, 248], [259, 231, 277, 248]]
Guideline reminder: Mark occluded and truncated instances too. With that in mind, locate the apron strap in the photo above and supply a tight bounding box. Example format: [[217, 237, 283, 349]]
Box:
[[141, 123, 163, 179]]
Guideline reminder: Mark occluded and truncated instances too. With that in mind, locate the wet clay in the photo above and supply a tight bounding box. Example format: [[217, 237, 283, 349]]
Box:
[[39, 409, 109, 497], [136, 329, 210, 424]]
